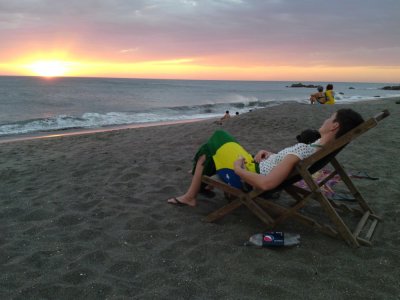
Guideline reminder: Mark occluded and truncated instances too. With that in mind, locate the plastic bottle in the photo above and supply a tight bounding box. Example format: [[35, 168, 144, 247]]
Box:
[[244, 231, 300, 247]]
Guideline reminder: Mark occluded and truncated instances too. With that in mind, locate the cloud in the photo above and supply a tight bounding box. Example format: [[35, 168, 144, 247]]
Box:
[[119, 48, 139, 54], [0, 0, 399, 69]]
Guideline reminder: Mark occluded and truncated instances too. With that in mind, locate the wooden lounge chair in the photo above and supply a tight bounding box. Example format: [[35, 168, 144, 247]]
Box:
[[202, 110, 390, 247]]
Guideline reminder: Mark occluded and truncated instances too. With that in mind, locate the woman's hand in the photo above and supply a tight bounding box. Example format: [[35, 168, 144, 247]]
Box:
[[234, 156, 246, 173], [254, 150, 272, 163]]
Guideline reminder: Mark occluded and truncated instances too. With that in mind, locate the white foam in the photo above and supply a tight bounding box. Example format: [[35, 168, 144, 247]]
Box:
[[0, 111, 221, 136]]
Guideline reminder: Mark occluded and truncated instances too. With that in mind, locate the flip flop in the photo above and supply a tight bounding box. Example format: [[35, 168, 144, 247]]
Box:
[[167, 197, 188, 207], [329, 193, 356, 201], [350, 171, 379, 180]]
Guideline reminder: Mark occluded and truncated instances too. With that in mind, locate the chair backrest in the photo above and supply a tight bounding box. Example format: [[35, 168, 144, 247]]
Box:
[[280, 148, 343, 188], [280, 110, 390, 187]]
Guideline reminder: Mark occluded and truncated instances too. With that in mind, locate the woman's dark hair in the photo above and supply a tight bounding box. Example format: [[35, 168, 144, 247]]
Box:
[[334, 109, 364, 138], [326, 84, 333, 90], [296, 129, 321, 144]]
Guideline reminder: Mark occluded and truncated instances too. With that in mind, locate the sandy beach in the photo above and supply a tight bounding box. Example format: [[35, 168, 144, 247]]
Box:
[[1, 99, 399, 299]]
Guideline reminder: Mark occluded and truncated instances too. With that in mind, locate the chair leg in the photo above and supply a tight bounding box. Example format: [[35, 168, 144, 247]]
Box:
[[204, 198, 243, 222], [299, 167, 361, 247], [315, 192, 360, 247], [270, 187, 313, 226], [256, 199, 340, 238], [241, 196, 275, 224], [330, 157, 376, 214]]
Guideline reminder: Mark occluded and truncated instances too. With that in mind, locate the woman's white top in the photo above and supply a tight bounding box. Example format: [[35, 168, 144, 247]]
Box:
[[259, 140, 320, 175]]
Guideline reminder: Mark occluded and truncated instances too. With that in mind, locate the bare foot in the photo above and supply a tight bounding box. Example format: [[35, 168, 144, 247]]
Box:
[[167, 196, 196, 207]]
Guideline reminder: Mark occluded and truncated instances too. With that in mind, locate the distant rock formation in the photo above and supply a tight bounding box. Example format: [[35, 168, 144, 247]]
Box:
[[381, 85, 400, 90], [288, 83, 319, 88]]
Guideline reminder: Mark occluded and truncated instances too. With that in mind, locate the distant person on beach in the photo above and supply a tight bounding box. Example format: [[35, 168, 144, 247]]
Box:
[[215, 110, 231, 125], [167, 109, 364, 207], [325, 84, 335, 104], [221, 110, 231, 121], [310, 86, 326, 104], [235, 112, 239, 116]]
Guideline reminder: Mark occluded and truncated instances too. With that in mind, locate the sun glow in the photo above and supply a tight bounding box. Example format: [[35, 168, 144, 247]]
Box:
[[3, 56, 397, 82], [27, 60, 70, 77]]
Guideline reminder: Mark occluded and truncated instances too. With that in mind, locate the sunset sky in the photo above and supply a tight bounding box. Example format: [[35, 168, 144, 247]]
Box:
[[0, 0, 399, 82]]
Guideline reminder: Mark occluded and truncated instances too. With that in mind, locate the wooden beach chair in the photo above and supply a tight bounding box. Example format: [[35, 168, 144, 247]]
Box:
[[202, 110, 390, 247]]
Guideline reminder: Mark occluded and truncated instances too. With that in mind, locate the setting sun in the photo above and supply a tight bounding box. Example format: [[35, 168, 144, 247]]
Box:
[[27, 60, 70, 77]]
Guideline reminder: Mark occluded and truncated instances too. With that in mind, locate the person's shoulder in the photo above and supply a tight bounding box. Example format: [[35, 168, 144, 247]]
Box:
[[284, 142, 307, 152], [292, 142, 316, 152]]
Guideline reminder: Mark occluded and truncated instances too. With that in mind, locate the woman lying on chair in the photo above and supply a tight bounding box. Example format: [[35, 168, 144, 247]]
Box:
[[167, 109, 364, 207]]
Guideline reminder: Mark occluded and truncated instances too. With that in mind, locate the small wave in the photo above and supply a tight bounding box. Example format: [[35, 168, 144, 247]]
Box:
[[0, 99, 281, 136], [335, 93, 399, 103], [0, 109, 223, 136], [0, 94, 391, 137]]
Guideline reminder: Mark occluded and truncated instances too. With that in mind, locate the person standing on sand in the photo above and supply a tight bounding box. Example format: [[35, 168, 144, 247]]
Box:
[[221, 110, 231, 121], [325, 84, 335, 104], [215, 110, 231, 125], [167, 109, 364, 207], [310, 86, 326, 104]]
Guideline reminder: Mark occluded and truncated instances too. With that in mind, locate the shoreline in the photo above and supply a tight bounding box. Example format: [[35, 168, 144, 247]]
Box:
[[0, 97, 396, 145], [1, 99, 399, 299], [0, 117, 211, 144]]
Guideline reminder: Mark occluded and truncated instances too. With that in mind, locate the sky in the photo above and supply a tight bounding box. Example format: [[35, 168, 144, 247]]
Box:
[[0, 0, 399, 82]]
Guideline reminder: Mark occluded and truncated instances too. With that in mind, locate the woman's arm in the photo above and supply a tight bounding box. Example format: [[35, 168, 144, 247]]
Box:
[[254, 150, 273, 163], [234, 154, 300, 191]]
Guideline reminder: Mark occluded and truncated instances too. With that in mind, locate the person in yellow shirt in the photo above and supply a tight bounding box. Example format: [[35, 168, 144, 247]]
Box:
[[325, 84, 335, 104]]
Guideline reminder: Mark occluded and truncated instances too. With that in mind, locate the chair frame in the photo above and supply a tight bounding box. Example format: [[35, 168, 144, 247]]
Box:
[[202, 110, 390, 247]]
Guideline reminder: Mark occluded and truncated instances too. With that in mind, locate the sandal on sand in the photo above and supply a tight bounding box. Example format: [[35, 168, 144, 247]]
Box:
[[167, 197, 188, 207], [350, 171, 379, 180], [329, 192, 356, 201]]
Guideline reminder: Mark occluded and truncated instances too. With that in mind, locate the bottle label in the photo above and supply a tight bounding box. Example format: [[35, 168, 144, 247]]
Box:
[[262, 231, 284, 246]]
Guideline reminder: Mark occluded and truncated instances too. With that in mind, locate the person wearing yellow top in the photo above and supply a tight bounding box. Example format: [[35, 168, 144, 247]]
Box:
[[325, 84, 335, 104]]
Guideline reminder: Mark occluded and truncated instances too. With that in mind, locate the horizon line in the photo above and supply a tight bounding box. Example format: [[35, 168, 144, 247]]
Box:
[[0, 74, 397, 85]]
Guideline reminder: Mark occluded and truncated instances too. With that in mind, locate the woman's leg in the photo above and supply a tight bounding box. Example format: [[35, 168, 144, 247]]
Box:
[[167, 155, 206, 207]]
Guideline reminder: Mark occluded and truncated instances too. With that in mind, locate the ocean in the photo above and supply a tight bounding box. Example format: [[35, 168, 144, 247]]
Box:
[[0, 76, 399, 138]]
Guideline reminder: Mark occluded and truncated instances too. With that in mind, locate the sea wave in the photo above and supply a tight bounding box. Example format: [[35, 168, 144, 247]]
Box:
[[0, 100, 282, 136], [0, 94, 397, 137], [0, 112, 193, 136]]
